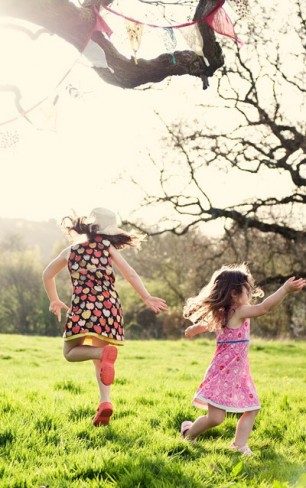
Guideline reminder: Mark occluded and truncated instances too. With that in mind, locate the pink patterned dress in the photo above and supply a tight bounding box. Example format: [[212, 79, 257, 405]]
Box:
[[192, 320, 260, 413]]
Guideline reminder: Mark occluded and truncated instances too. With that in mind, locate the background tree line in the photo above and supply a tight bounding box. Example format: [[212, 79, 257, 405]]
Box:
[[0, 228, 304, 339]]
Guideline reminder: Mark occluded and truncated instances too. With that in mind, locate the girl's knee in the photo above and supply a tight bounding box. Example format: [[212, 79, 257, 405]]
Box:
[[63, 338, 84, 361], [212, 416, 225, 427], [207, 405, 226, 427], [209, 411, 226, 427], [63, 349, 73, 362], [63, 344, 75, 362]]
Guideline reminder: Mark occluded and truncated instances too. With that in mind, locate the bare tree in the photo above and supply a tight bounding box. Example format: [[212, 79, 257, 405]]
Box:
[[128, 0, 305, 253], [0, 0, 229, 90]]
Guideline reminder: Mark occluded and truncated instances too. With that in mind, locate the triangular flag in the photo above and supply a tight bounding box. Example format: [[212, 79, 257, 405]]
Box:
[[125, 20, 144, 65], [82, 40, 113, 72], [227, 0, 249, 18], [180, 24, 204, 58], [161, 28, 177, 64], [0, 129, 20, 149], [205, 4, 243, 45], [25, 94, 59, 131]]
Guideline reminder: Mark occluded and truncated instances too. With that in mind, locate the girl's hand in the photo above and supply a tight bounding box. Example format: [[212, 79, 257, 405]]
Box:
[[283, 277, 306, 294], [49, 300, 69, 321], [144, 296, 168, 313]]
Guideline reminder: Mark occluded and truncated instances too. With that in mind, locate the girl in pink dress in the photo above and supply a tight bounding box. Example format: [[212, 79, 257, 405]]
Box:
[[43, 207, 167, 427], [181, 263, 305, 456]]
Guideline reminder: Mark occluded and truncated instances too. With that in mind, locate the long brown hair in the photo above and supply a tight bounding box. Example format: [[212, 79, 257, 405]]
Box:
[[183, 263, 263, 331], [61, 215, 143, 250]]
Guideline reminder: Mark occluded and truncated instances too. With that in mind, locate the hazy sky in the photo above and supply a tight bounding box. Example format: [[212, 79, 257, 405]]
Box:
[[0, 2, 297, 232]]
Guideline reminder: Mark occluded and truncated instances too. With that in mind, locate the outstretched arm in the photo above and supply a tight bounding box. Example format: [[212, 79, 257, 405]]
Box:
[[185, 323, 208, 338], [110, 246, 168, 313], [42, 248, 70, 321], [236, 277, 306, 321]]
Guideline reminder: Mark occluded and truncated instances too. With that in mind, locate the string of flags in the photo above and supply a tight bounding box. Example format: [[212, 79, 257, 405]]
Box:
[[96, 0, 247, 64], [0, 0, 248, 133]]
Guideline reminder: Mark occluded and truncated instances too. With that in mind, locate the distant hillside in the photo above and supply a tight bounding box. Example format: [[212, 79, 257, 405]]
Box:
[[0, 218, 67, 262]]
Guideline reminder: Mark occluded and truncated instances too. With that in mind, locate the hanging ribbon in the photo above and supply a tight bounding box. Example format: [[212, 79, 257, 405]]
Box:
[[125, 20, 144, 65], [102, 3, 203, 29], [100, 1, 241, 45], [92, 5, 112, 37]]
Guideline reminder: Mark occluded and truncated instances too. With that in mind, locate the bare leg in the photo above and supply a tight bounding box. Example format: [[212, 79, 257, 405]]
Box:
[[63, 337, 118, 385], [91, 338, 112, 403], [185, 404, 226, 441], [92, 359, 111, 402], [63, 337, 109, 362], [233, 410, 259, 447]]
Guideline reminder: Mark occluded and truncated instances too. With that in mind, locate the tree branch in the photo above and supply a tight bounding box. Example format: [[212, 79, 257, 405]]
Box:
[[0, 0, 225, 89]]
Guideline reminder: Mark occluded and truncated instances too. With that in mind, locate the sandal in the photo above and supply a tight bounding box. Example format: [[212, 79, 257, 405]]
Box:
[[100, 345, 118, 386], [180, 420, 196, 444], [92, 401, 113, 427], [181, 420, 193, 439], [230, 441, 253, 456]]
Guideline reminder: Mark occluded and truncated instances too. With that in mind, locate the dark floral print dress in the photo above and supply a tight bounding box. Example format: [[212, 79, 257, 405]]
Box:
[[64, 235, 124, 345]]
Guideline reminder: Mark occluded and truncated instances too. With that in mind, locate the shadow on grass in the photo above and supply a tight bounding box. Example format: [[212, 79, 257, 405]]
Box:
[[68, 452, 206, 488]]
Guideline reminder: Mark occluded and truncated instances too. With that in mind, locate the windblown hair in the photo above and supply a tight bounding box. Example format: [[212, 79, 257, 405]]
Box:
[[183, 263, 263, 332], [61, 215, 143, 250]]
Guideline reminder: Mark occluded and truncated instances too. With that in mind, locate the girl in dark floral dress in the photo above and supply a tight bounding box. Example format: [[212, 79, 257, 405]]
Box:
[[43, 208, 167, 426]]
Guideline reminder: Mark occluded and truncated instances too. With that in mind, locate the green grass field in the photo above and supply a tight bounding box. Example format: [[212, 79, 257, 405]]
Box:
[[0, 334, 306, 488]]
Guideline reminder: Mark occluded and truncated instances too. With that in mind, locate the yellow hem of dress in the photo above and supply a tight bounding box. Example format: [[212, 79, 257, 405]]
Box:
[[63, 332, 125, 346]]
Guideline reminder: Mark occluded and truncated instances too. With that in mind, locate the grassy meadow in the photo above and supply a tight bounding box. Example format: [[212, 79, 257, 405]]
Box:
[[0, 334, 306, 488]]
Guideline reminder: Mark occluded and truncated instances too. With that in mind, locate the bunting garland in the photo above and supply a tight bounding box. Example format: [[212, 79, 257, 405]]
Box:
[[101, 3, 201, 30], [0, 1, 244, 131], [100, 0, 242, 63]]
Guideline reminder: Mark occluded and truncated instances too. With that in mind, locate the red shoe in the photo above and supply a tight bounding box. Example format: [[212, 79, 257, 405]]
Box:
[[100, 345, 118, 386], [92, 401, 113, 427]]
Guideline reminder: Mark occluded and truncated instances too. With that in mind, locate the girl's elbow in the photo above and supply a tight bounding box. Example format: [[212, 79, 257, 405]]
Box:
[[125, 269, 139, 281], [261, 304, 273, 315], [42, 268, 53, 282]]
